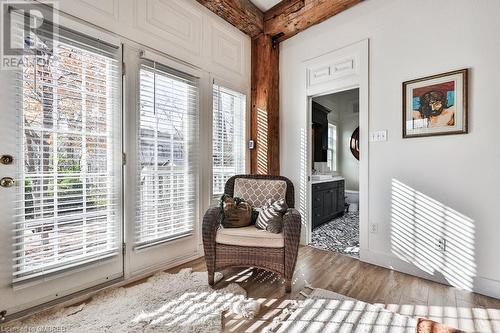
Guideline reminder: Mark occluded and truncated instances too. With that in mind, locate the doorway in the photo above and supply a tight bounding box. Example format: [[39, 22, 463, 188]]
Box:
[[309, 89, 360, 258], [301, 39, 369, 260]]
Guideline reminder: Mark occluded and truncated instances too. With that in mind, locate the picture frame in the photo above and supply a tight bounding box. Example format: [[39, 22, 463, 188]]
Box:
[[402, 69, 468, 138]]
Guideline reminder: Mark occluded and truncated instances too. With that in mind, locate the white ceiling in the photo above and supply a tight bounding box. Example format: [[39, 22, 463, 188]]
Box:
[[250, 0, 281, 12]]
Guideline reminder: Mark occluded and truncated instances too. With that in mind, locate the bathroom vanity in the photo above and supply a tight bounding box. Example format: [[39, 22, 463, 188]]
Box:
[[311, 177, 345, 228]]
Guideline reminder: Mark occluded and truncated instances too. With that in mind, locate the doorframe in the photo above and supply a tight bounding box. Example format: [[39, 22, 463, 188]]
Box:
[[302, 39, 369, 258]]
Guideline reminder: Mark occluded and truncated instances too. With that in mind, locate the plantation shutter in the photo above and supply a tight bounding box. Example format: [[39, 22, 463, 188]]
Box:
[[212, 84, 246, 197], [14, 25, 121, 282], [136, 60, 199, 248]]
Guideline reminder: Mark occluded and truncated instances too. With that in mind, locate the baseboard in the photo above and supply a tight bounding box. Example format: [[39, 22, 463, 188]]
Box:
[[128, 251, 202, 278], [360, 249, 500, 300]]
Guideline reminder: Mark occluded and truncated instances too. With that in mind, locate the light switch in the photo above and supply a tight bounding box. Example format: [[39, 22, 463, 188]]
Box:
[[378, 130, 387, 141], [370, 130, 388, 142]]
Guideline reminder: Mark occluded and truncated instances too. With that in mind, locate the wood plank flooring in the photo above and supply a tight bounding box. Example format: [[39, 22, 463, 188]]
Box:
[[165, 246, 500, 332]]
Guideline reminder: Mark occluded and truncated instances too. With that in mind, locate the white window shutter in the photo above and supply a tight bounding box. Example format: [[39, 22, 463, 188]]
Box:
[[212, 85, 246, 198], [14, 26, 121, 282], [135, 61, 199, 248]]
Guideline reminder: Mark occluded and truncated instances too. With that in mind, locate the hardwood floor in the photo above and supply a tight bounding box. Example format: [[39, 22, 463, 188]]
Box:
[[165, 246, 500, 332]]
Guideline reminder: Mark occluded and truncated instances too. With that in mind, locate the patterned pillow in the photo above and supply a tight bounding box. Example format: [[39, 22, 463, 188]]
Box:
[[233, 178, 287, 208], [255, 199, 288, 234]]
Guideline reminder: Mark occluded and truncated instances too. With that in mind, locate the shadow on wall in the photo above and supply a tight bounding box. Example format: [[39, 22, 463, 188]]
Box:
[[257, 108, 268, 174], [299, 128, 308, 233], [391, 179, 476, 291]]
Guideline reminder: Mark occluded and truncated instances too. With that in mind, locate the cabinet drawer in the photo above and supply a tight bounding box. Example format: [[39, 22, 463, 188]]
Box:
[[312, 182, 334, 191]]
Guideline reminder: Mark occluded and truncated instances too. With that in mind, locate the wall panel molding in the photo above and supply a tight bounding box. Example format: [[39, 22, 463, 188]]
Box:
[[58, 0, 250, 89], [134, 0, 203, 57], [58, 0, 119, 28], [210, 23, 245, 77]]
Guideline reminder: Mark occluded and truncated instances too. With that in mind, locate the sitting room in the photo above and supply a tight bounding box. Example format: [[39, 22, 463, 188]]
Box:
[[0, 0, 499, 332]]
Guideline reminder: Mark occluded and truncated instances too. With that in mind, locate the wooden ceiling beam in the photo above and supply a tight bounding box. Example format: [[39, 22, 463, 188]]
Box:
[[195, 0, 264, 38], [264, 0, 363, 43]]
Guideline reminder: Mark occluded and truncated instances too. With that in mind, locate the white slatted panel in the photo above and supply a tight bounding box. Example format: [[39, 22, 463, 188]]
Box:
[[136, 61, 199, 248], [327, 124, 337, 171], [212, 85, 246, 197], [14, 26, 121, 282]]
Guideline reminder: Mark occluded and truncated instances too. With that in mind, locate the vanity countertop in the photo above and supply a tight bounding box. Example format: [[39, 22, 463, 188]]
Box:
[[311, 176, 344, 184]]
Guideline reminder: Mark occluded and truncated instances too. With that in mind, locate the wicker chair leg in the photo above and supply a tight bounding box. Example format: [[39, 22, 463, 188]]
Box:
[[208, 269, 215, 286], [285, 279, 292, 293]]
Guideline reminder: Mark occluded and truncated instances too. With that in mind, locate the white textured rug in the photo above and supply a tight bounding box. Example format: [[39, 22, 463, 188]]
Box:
[[265, 288, 417, 333], [6, 268, 249, 333]]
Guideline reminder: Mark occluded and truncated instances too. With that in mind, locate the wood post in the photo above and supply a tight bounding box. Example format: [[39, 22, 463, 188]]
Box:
[[251, 34, 280, 175]]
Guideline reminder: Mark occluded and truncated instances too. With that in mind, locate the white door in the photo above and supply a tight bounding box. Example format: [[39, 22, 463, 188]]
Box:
[[123, 47, 204, 276], [0, 15, 123, 316]]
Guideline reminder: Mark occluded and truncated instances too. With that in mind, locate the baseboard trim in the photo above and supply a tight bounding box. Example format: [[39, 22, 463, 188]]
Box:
[[360, 249, 500, 300]]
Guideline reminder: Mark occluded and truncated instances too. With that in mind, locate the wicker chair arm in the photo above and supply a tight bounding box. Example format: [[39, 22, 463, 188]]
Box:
[[202, 206, 222, 244], [202, 206, 222, 275], [283, 208, 301, 281]]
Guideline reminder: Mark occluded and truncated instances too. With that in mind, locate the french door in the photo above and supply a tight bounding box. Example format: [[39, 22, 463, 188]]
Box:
[[122, 48, 204, 276], [0, 16, 123, 315], [0, 7, 240, 317]]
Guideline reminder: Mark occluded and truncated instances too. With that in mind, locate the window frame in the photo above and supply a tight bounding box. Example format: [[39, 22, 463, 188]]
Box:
[[211, 82, 248, 200], [209, 77, 249, 202], [13, 22, 123, 284], [134, 57, 201, 249]]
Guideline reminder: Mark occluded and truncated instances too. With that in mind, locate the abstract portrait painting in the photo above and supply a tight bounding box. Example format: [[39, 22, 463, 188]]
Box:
[[403, 69, 468, 138]]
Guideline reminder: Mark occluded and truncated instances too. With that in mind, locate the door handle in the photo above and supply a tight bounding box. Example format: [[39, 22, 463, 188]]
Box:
[[0, 155, 13, 165], [0, 177, 14, 188]]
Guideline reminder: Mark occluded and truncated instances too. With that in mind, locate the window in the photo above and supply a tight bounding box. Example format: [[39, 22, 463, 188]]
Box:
[[136, 61, 199, 248], [327, 123, 337, 172], [212, 84, 246, 197], [15, 26, 121, 282]]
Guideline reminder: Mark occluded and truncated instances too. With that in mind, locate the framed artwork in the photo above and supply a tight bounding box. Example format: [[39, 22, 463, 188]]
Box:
[[403, 69, 468, 138]]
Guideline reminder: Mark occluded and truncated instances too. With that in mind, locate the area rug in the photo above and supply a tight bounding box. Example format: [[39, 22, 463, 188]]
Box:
[[4, 268, 251, 333], [264, 287, 417, 333], [311, 211, 359, 257], [264, 287, 463, 333]]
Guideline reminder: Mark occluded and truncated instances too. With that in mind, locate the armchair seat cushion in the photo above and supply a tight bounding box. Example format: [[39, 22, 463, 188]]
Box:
[[215, 225, 284, 248]]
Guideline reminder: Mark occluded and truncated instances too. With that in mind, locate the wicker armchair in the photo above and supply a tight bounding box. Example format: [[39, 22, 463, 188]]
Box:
[[202, 175, 301, 292]]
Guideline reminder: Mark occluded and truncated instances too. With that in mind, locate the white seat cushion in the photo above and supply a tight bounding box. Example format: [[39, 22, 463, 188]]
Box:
[[216, 225, 284, 248]]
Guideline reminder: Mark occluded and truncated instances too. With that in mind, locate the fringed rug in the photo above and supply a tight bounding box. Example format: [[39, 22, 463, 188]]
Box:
[[4, 268, 252, 333], [264, 287, 463, 333], [263, 287, 416, 333]]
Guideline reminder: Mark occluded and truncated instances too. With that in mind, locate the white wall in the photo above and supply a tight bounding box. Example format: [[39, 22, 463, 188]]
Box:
[[338, 112, 359, 192], [280, 0, 500, 298]]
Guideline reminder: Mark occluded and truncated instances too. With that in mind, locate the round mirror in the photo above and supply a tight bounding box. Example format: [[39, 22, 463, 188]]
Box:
[[350, 127, 359, 160]]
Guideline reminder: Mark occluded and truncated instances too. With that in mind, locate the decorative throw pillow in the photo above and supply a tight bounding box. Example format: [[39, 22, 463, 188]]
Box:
[[219, 194, 252, 228], [255, 199, 288, 233]]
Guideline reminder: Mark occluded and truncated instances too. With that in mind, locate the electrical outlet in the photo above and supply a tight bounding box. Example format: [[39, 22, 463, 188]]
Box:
[[437, 238, 446, 252], [370, 223, 378, 233]]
